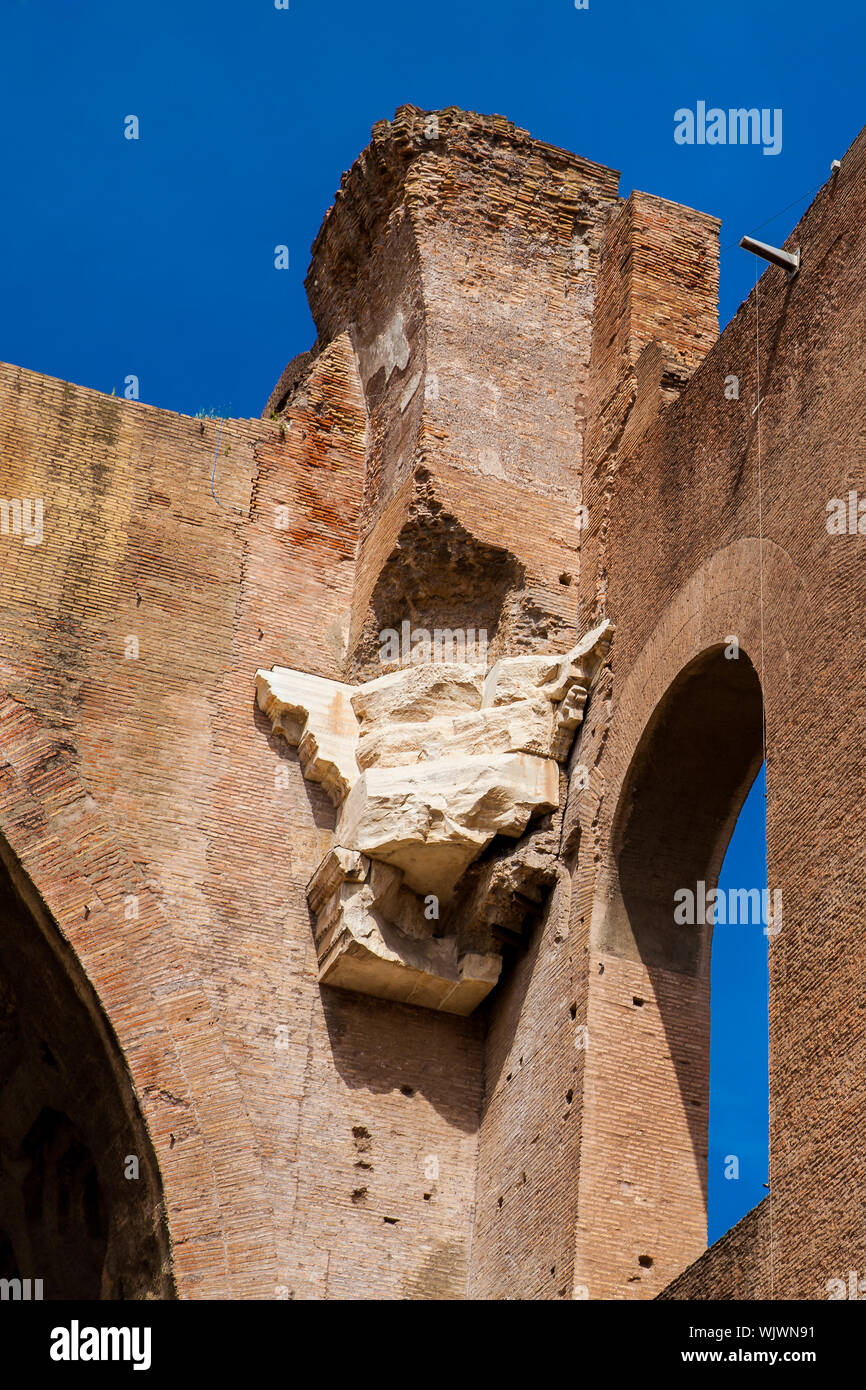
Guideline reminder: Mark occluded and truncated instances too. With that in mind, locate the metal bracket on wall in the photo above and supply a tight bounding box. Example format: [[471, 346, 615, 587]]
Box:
[[739, 235, 801, 280]]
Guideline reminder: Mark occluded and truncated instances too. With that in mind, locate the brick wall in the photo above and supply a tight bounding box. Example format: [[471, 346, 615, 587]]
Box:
[[658, 1200, 771, 1300]]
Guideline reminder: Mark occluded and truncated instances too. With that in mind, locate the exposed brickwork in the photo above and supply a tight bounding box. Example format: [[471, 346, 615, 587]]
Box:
[[0, 337, 479, 1298], [0, 104, 863, 1300], [658, 1200, 771, 1300], [579, 124, 866, 1299]]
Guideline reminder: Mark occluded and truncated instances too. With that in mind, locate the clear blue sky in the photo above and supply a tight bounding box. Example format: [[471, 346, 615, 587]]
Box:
[[712, 767, 769, 1242], [1, 0, 861, 416], [1, 0, 855, 1242]]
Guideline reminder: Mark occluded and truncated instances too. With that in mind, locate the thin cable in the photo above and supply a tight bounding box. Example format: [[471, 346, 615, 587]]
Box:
[[209, 413, 246, 514], [754, 265, 774, 1301], [755, 268, 767, 763], [721, 179, 824, 255], [209, 422, 223, 511]]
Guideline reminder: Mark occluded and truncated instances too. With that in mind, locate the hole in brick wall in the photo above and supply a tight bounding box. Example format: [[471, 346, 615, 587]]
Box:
[[399, 1085, 414, 1097], [565, 1089, 574, 1104], [598, 962, 604, 974], [383, 1216, 398, 1225], [569, 1003, 577, 1020], [349, 501, 528, 679], [559, 573, 573, 586], [562, 820, 581, 872], [633, 996, 644, 1007], [497, 1196, 503, 1209], [351, 1188, 367, 1205], [423, 1193, 431, 1201], [352, 1125, 372, 1155], [354, 1160, 372, 1170], [638, 1254, 653, 1268]]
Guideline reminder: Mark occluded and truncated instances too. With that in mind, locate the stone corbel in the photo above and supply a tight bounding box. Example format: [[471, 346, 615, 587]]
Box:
[[255, 619, 612, 1014]]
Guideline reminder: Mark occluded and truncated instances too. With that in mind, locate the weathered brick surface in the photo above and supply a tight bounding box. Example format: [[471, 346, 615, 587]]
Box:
[[572, 124, 866, 1298], [658, 1200, 771, 1300], [0, 105, 863, 1299], [0, 334, 480, 1298]]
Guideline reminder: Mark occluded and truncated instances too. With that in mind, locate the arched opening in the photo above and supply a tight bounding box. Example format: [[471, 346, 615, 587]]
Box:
[[602, 644, 765, 1236], [709, 764, 770, 1242], [0, 841, 174, 1299], [608, 645, 764, 978]]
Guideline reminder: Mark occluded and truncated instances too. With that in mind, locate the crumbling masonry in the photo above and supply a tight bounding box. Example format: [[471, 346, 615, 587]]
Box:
[[0, 105, 863, 1299]]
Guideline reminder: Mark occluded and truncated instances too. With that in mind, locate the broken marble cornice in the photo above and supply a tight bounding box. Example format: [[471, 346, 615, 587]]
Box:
[[255, 619, 612, 1013], [338, 750, 559, 901], [254, 668, 358, 804], [308, 850, 501, 1015]]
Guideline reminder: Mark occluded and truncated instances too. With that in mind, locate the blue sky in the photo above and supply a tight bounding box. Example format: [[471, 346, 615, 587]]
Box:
[[712, 767, 769, 1242], [1, 0, 854, 1242], [1, 0, 861, 416]]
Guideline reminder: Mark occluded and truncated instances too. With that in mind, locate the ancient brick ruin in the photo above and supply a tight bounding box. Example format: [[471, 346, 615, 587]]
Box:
[[0, 104, 863, 1299]]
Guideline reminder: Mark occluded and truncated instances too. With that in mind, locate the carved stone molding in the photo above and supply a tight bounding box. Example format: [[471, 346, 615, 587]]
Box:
[[256, 620, 613, 1013]]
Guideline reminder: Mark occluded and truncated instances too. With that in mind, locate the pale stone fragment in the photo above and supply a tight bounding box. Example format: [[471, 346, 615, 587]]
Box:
[[336, 752, 559, 899], [366, 858, 434, 940], [551, 684, 590, 760], [255, 667, 359, 803], [351, 662, 484, 728], [539, 619, 615, 700], [481, 619, 613, 710], [258, 621, 613, 1015], [306, 846, 369, 914], [449, 697, 555, 758], [482, 654, 562, 708], [315, 873, 502, 1015], [355, 717, 454, 770], [356, 697, 554, 767]]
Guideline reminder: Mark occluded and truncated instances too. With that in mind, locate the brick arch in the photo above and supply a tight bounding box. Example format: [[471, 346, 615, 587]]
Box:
[[0, 696, 278, 1299], [573, 538, 811, 1299], [592, 536, 808, 927], [605, 641, 764, 976], [0, 853, 173, 1299]]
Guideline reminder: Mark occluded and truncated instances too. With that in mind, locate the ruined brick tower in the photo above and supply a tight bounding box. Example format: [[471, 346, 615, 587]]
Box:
[[0, 105, 863, 1300]]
